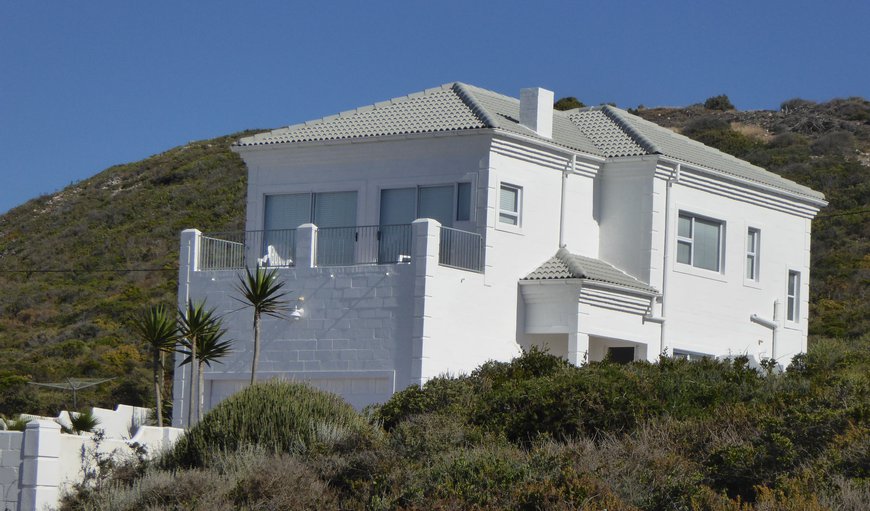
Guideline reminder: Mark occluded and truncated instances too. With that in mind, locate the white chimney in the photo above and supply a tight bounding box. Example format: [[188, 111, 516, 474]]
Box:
[[519, 87, 554, 139]]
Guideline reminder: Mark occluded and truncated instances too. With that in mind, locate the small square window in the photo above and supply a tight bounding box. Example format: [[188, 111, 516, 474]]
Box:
[[499, 184, 521, 226]]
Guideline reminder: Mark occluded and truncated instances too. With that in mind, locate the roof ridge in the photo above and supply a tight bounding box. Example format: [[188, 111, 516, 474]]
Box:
[[452, 82, 498, 128], [601, 105, 660, 154], [555, 247, 587, 278]]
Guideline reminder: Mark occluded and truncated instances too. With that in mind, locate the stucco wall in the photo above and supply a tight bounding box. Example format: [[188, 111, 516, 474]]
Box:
[[0, 431, 22, 511]]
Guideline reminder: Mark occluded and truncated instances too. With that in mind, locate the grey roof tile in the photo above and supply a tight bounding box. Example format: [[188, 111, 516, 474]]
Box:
[[566, 105, 825, 201], [523, 248, 658, 294]]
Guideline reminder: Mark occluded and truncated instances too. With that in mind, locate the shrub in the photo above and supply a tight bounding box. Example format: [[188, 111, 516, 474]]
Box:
[[554, 96, 585, 111], [704, 94, 735, 111], [780, 98, 817, 112], [166, 380, 372, 468]]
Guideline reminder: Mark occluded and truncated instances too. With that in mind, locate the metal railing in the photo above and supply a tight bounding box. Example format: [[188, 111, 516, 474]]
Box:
[[198, 229, 296, 270], [315, 224, 412, 267], [439, 226, 484, 272]]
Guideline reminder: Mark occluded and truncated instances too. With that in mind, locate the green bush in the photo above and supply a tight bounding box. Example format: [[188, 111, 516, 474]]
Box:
[[704, 94, 735, 111], [553, 96, 585, 111], [166, 380, 372, 468]]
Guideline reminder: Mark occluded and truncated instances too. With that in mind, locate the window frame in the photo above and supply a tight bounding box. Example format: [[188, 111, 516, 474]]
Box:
[[675, 211, 725, 274], [786, 270, 800, 323], [497, 182, 522, 229], [745, 227, 760, 282]]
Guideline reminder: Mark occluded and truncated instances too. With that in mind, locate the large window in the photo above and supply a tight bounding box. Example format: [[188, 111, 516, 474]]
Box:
[[498, 184, 521, 226], [264, 191, 358, 265], [746, 228, 760, 281], [787, 270, 800, 322], [676, 212, 723, 272]]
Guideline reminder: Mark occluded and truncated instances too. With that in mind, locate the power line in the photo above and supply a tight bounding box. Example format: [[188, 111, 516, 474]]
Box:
[[0, 268, 178, 274], [815, 208, 870, 219]]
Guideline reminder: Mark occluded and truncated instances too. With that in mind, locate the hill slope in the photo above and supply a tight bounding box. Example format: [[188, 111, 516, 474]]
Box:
[[0, 97, 868, 416]]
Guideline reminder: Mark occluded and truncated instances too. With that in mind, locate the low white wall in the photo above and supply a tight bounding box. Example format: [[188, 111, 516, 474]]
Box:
[[7, 404, 184, 511], [0, 431, 23, 511]]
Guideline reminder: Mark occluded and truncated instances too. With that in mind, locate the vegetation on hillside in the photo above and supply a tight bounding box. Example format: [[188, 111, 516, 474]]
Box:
[[0, 133, 252, 414], [61, 339, 869, 510]]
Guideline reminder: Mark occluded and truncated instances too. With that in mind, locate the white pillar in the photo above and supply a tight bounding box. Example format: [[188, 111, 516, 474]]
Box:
[[18, 420, 61, 511], [174, 229, 201, 428], [411, 218, 441, 387], [295, 224, 318, 268], [568, 332, 589, 366]]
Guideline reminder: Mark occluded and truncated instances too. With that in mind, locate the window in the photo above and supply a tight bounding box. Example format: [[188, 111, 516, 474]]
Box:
[[746, 228, 760, 280], [456, 182, 472, 221], [498, 184, 521, 226], [264, 191, 358, 265], [676, 212, 723, 272], [787, 270, 800, 322]]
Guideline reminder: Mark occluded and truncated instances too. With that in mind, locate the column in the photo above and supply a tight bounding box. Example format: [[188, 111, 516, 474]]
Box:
[[410, 218, 441, 387], [568, 332, 590, 366], [294, 223, 318, 268], [17, 420, 61, 511]]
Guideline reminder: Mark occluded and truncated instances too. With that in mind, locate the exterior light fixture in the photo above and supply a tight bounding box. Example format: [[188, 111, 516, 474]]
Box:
[[289, 297, 305, 321]]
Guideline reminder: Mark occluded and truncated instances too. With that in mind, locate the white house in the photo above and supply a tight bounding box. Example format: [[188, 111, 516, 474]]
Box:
[[172, 83, 826, 426]]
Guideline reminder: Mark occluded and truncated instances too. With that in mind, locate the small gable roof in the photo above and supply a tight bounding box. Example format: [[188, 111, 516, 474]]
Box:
[[523, 248, 658, 294]]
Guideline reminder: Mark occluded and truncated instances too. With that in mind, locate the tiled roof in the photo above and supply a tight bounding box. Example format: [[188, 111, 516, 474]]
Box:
[[236, 83, 601, 154], [237, 83, 824, 202], [523, 248, 658, 294], [567, 106, 825, 201], [237, 86, 486, 146]]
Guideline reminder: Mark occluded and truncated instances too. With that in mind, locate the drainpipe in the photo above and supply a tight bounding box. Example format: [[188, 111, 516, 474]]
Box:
[[559, 154, 575, 248], [658, 163, 681, 357], [751, 300, 781, 361]]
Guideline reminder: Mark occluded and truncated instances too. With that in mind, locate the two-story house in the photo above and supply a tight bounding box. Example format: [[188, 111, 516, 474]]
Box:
[[172, 83, 826, 426]]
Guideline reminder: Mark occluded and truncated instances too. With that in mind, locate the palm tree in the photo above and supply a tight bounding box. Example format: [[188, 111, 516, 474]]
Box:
[[235, 268, 288, 385], [177, 300, 222, 425], [177, 319, 231, 421], [130, 305, 178, 427]]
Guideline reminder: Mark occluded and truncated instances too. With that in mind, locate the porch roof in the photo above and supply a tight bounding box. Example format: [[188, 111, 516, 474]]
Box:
[[523, 248, 658, 294]]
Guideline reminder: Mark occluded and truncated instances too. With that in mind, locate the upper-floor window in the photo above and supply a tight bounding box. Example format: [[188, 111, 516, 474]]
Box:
[[379, 183, 471, 228], [746, 228, 760, 281], [499, 184, 521, 226], [265, 191, 358, 230], [676, 212, 723, 272], [787, 270, 800, 322]]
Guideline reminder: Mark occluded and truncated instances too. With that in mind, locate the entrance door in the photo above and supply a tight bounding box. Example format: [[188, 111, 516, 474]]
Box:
[[607, 347, 635, 364]]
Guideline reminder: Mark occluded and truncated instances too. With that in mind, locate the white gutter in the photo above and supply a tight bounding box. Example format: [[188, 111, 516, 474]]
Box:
[[559, 154, 575, 248], [655, 163, 680, 356]]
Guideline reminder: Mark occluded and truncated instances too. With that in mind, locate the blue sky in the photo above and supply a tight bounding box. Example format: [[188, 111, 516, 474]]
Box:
[[1, 0, 868, 214]]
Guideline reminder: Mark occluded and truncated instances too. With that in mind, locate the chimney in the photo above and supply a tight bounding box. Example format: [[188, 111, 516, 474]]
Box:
[[519, 87, 554, 139]]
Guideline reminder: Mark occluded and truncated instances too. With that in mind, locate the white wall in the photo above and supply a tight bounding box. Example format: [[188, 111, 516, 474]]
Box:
[[654, 167, 815, 364], [0, 431, 22, 511]]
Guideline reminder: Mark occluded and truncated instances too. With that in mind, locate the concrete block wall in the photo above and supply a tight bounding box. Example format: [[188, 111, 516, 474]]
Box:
[[3, 407, 184, 511], [0, 431, 23, 511]]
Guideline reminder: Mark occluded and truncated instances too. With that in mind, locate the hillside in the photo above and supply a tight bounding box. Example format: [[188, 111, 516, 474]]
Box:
[[0, 96, 868, 416]]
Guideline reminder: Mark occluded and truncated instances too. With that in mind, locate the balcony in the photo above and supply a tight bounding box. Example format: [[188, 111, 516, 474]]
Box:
[[191, 222, 484, 273]]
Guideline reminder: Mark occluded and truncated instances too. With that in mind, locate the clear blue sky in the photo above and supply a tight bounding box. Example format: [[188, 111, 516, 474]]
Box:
[[1, 0, 868, 214]]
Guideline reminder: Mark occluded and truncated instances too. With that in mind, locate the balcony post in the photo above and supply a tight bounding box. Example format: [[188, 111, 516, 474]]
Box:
[[295, 224, 318, 268], [411, 218, 441, 387]]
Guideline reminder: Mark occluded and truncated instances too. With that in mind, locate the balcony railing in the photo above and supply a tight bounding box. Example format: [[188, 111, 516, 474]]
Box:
[[195, 223, 483, 272], [439, 226, 484, 272], [198, 229, 296, 270], [316, 224, 412, 267]]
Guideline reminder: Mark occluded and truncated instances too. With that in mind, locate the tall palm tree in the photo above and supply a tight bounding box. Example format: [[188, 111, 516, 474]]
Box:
[[130, 305, 178, 427], [235, 268, 288, 385], [177, 319, 231, 421], [177, 300, 221, 425]]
